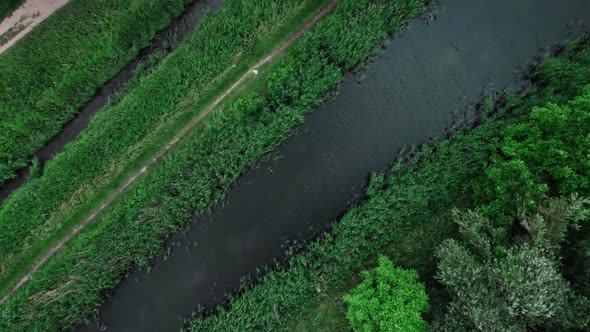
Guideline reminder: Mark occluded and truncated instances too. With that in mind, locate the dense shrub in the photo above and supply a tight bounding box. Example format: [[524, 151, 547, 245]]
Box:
[[475, 88, 590, 224], [343, 255, 429, 332], [435, 196, 590, 331]]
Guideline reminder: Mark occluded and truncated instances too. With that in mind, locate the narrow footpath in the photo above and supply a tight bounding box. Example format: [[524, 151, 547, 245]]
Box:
[[0, 0, 337, 306]]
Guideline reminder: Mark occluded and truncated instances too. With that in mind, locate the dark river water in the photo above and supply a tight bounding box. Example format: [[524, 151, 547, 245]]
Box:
[[77, 0, 590, 331], [0, 0, 223, 203]]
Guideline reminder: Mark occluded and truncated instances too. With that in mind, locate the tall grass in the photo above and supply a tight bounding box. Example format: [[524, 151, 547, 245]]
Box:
[[0, 0, 317, 300], [186, 38, 590, 331], [0, 0, 191, 185], [0, 0, 425, 330]]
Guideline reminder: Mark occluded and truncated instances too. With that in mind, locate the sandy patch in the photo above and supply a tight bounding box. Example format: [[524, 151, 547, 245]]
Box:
[[0, 0, 69, 56]]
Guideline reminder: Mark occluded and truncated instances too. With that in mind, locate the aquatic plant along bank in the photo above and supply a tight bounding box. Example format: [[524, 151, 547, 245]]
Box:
[[187, 16, 590, 332], [76, 0, 590, 330], [0, 0, 223, 204], [0, 0, 195, 187]]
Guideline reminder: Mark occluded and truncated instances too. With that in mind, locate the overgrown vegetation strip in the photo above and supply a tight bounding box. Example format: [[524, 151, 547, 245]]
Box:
[[186, 38, 590, 331], [0, 0, 321, 300], [0, 0, 192, 185], [0, 0, 337, 308], [0, 0, 424, 330]]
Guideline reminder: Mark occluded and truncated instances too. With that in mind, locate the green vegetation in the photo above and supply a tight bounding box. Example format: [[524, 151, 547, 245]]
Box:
[[343, 255, 429, 332], [435, 196, 590, 331], [0, 0, 191, 184], [0, 0, 23, 21], [473, 87, 590, 225], [186, 37, 590, 331], [0, 0, 331, 302], [2, 0, 587, 330], [0, 0, 429, 330]]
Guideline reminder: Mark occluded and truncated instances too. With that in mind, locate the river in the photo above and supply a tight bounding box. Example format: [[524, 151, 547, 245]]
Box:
[[77, 0, 590, 331]]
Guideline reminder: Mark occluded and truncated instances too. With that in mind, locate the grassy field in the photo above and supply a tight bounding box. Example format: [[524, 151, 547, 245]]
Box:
[[0, 0, 425, 330], [0, 0, 23, 21], [0, 0, 193, 185], [185, 38, 590, 331]]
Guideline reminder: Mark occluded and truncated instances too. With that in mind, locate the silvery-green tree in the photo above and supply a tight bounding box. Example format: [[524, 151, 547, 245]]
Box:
[[435, 196, 590, 332]]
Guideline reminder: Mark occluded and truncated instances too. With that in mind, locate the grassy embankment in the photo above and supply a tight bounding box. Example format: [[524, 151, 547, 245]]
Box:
[[0, 0, 423, 331], [0, 0, 195, 185], [186, 38, 590, 331], [0, 0, 23, 22], [0, 0, 412, 329], [0, 0, 339, 304]]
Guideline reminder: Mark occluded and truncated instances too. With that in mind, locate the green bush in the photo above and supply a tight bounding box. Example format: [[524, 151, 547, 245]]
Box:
[[344, 255, 429, 332]]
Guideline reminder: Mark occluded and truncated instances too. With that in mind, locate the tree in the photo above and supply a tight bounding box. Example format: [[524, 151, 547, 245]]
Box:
[[343, 255, 430, 332], [434, 196, 590, 332], [474, 87, 590, 224]]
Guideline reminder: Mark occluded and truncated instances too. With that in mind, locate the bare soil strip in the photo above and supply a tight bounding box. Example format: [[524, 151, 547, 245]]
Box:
[[0, 0, 70, 55], [0, 0, 337, 306]]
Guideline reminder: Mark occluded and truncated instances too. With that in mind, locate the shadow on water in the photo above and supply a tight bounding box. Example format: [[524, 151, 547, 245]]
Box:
[[0, 0, 223, 204], [77, 0, 590, 331]]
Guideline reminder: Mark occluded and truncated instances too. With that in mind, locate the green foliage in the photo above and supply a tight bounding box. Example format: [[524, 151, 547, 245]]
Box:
[[0, 0, 190, 184], [0, 0, 23, 21], [474, 86, 590, 224], [27, 157, 43, 181], [2, 3, 588, 332], [530, 36, 590, 105], [0, 0, 314, 301], [0, 0, 424, 330], [435, 196, 590, 331], [343, 255, 429, 332]]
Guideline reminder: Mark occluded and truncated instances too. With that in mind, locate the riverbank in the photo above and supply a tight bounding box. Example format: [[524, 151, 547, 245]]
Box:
[[0, 0, 332, 305], [0, 0, 375, 330], [74, 1, 427, 330], [73, 0, 590, 330], [0, 0, 223, 204], [186, 35, 590, 331]]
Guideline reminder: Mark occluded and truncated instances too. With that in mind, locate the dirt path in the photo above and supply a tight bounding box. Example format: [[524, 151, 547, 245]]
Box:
[[0, 0, 337, 306], [0, 0, 69, 55]]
